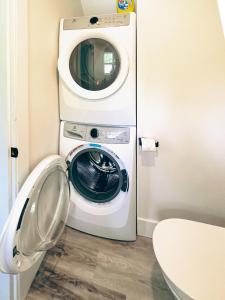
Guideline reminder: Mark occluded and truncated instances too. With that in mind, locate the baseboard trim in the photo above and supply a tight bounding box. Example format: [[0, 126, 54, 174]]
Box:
[[137, 217, 158, 238]]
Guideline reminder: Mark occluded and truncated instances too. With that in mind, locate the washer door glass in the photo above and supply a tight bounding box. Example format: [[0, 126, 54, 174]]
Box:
[[19, 164, 70, 256], [69, 148, 125, 203], [69, 38, 121, 91]]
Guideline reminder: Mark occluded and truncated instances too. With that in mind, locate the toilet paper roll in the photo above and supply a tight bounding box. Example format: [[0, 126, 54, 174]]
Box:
[[141, 138, 158, 152]]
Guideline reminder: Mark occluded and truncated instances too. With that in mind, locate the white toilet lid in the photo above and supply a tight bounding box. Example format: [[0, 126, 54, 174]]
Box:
[[153, 219, 225, 300]]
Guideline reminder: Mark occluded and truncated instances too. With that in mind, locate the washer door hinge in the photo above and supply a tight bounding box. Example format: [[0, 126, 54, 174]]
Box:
[[11, 147, 19, 158]]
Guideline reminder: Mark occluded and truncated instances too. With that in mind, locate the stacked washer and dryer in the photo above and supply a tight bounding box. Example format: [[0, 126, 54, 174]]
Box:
[[58, 13, 137, 241], [0, 12, 137, 276]]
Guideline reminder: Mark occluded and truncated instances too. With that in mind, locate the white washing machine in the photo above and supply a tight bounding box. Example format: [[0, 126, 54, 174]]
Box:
[[58, 13, 136, 126], [0, 122, 136, 275], [60, 121, 136, 241]]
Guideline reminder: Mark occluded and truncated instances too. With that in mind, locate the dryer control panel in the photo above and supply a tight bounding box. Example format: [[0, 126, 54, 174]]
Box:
[[64, 122, 130, 144], [63, 13, 130, 30]]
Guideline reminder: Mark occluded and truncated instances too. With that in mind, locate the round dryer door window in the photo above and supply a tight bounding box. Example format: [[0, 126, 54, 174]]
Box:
[[68, 146, 128, 203], [69, 38, 121, 91]]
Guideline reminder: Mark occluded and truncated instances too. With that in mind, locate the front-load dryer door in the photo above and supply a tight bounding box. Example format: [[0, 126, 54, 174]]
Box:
[[0, 155, 70, 274], [58, 36, 129, 100]]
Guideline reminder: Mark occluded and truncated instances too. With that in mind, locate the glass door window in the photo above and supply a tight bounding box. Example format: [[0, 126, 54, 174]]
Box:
[[69, 38, 121, 91], [69, 148, 125, 203], [18, 166, 70, 255]]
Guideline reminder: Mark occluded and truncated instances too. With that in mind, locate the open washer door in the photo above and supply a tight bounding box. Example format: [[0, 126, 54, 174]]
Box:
[[0, 155, 70, 274]]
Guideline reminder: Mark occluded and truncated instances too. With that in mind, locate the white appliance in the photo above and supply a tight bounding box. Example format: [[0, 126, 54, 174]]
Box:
[[58, 13, 136, 126], [153, 219, 225, 300], [60, 121, 136, 240], [0, 122, 136, 275]]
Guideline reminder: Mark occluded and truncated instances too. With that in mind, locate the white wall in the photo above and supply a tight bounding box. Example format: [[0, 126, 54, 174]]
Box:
[[137, 0, 225, 237], [81, 0, 116, 15], [28, 0, 83, 170]]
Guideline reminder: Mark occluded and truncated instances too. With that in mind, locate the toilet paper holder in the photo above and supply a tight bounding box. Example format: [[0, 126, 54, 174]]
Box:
[[138, 138, 159, 148]]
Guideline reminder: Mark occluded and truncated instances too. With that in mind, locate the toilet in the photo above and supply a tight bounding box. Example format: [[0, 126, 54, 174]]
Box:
[[153, 219, 225, 300]]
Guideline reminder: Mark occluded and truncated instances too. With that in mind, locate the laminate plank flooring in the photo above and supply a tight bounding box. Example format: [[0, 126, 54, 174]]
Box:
[[26, 227, 175, 300]]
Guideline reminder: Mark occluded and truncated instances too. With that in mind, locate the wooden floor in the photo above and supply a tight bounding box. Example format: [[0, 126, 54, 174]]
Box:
[[26, 227, 175, 300]]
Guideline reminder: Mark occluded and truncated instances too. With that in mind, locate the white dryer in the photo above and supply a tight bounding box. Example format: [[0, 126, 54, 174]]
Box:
[[58, 13, 136, 126], [60, 121, 136, 241]]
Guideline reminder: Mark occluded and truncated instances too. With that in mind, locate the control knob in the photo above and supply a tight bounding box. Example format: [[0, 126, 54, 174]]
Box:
[[90, 128, 99, 138], [90, 17, 99, 25]]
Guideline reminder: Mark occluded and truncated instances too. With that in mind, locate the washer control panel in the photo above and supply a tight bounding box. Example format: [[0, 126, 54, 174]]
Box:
[[63, 13, 130, 30], [64, 122, 130, 144]]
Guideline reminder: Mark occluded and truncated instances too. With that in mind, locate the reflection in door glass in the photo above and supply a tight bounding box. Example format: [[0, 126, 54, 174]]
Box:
[[69, 38, 120, 91], [18, 167, 70, 256], [104, 52, 113, 74]]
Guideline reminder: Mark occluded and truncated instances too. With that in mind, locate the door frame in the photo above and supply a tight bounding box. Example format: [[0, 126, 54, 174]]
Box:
[[0, 0, 29, 299], [0, 0, 14, 298]]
